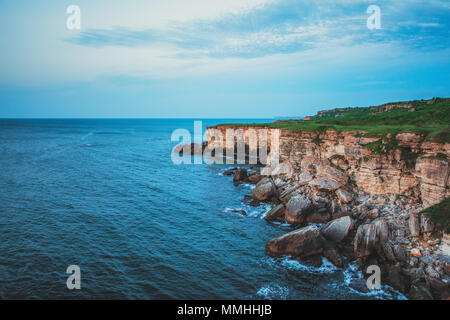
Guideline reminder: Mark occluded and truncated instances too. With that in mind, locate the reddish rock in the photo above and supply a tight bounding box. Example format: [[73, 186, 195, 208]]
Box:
[[411, 248, 422, 258]]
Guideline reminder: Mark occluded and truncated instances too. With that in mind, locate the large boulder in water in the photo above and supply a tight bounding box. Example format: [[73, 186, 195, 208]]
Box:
[[265, 225, 325, 258], [286, 195, 313, 224], [252, 178, 276, 201], [321, 216, 353, 242]]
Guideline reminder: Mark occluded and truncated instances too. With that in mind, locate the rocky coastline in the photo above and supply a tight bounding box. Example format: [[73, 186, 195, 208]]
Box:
[[177, 123, 450, 299], [222, 166, 450, 300]]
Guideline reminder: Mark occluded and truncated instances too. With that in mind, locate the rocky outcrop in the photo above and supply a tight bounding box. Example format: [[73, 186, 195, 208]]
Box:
[[285, 195, 313, 224], [206, 126, 449, 208], [265, 225, 325, 258], [354, 224, 378, 258], [264, 204, 286, 222], [211, 124, 450, 300], [252, 178, 276, 201], [321, 216, 353, 242]]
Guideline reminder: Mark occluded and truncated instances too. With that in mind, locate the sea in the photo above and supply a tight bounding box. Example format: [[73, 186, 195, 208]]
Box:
[[0, 119, 406, 299]]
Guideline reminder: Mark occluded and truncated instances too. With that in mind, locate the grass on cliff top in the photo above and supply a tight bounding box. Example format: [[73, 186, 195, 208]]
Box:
[[215, 98, 450, 143], [420, 197, 450, 233]]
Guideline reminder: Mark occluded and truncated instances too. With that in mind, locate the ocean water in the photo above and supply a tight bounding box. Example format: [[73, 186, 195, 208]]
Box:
[[0, 119, 404, 299]]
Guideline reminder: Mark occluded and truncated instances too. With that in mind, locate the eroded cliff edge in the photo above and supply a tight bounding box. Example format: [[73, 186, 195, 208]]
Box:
[[204, 125, 450, 299], [207, 126, 449, 208]]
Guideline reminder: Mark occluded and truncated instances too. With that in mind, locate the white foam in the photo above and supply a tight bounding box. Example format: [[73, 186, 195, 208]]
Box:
[[343, 262, 407, 300], [280, 257, 338, 275], [256, 284, 289, 300]]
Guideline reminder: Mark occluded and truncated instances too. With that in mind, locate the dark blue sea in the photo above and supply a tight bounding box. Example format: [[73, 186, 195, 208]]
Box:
[[0, 119, 405, 299]]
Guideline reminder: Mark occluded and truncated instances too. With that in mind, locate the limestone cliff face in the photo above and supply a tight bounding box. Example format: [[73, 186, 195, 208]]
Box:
[[206, 126, 450, 208]]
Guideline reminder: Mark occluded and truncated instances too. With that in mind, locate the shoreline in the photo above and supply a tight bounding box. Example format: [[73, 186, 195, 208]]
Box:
[[219, 165, 449, 300]]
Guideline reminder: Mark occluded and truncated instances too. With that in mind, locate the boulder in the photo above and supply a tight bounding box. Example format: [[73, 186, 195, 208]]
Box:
[[425, 266, 440, 279], [428, 277, 450, 300], [297, 254, 323, 268], [409, 213, 420, 237], [285, 195, 313, 225], [354, 224, 378, 258], [335, 188, 353, 204], [279, 185, 300, 203], [317, 165, 349, 186], [247, 172, 263, 184], [360, 208, 380, 221], [374, 219, 389, 242], [393, 244, 409, 264], [264, 204, 286, 222], [349, 278, 370, 294], [249, 199, 260, 207], [252, 178, 276, 201], [229, 209, 247, 216], [411, 248, 422, 258], [309, 177, 342, 191], [265, 225, 325, 258], [409, 283, 434, 300], [298, 171, 314, 184], [420, 213, 435, 233], [233, 168, 248, 182], [305, 210, 331, 224], [380, 242, 396, 262], [222, 169, 235, 176], [387, 265, 411, 293], [323, 247, 344, 268], [321, 216, 353, 242]]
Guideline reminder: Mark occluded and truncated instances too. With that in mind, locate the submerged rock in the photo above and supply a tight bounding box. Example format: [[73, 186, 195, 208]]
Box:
[[233, 168, 248, 182], [265, 225, 325, 258], [229, 209, 247, 216]]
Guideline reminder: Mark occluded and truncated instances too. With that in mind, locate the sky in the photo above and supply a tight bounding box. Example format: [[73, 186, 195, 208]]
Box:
[[0, 0, 449, 118]]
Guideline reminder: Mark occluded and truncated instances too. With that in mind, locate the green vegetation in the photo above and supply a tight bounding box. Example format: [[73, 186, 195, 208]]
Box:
[[216, 98, 450, 143], [420, 197, 450, 233]]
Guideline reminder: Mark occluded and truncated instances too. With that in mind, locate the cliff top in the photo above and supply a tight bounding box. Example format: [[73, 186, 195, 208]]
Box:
[[215, 97, 450, 143]]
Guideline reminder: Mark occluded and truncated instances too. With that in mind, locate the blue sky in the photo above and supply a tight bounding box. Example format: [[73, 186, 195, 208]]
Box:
[[0, 0, 449, 118]]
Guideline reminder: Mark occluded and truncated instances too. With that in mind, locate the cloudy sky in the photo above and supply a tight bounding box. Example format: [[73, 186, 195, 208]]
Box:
[[0, 0, 449, 118]]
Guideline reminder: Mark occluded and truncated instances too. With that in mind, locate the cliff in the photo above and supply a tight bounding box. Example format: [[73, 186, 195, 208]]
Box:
[[205, 126, 449, 209]]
